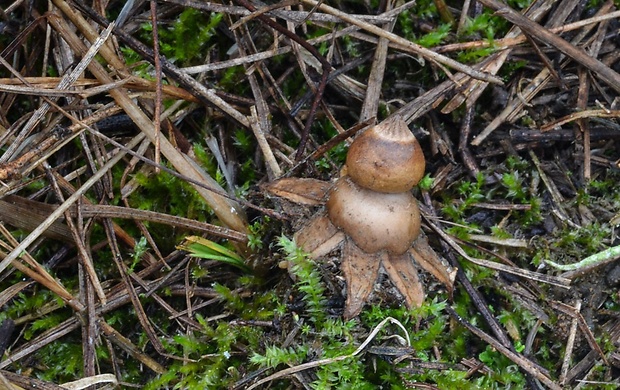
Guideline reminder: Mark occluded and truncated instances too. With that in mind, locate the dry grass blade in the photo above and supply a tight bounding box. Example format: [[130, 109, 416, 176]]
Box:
[[0, 197, 74, 242], [0, 195, 247, 242], [359, 0, 394, 122], [81, 205, 249, 242]]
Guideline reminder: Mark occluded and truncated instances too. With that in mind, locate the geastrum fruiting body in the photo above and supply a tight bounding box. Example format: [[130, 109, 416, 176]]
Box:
[[267, 116, 455, 318]]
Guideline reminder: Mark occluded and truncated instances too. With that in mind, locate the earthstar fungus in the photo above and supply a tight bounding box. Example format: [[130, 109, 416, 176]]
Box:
[[267, 116, 455, 318]]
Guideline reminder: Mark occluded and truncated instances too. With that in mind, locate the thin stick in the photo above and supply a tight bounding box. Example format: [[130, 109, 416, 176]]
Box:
[[424, 215, 571, 288], [560, 300, 581, 384], [249, 106, 282, 179], [46, 169, 107, 303], [359, 0, 394, 122], [541, 109, 620, 132], [440, 10, 620, 53], [150, 0, 162, 172]]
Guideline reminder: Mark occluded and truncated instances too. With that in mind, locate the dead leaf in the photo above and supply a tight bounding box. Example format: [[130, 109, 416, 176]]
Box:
[[263, 178, 331, 205]]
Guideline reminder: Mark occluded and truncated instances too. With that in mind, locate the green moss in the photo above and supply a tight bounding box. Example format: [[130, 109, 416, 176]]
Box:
[[36, 341, 84, 383]]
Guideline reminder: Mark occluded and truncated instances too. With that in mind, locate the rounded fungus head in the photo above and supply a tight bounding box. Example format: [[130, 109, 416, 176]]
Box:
[[326, 176, 421, 254], [346, 117, 425, 193]]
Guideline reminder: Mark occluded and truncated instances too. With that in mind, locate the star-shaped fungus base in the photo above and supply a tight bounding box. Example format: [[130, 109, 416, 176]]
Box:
[[267, 177, 456, 318]]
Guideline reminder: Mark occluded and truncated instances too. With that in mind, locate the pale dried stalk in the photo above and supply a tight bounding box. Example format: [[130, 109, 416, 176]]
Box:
[[249, 106, 282, 179], [439, 10, 620, 53], [359, 0, 394, 122], [560, 300, 581, 384]]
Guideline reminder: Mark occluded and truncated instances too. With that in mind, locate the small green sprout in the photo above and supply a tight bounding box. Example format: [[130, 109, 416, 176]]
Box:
[[418, 174, 434, 191], [128, 236, 148, 273], [177, 236, 250, 273]]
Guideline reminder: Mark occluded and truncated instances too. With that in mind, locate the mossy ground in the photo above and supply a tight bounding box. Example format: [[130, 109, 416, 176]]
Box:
[[0, 0, 619, 389]]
